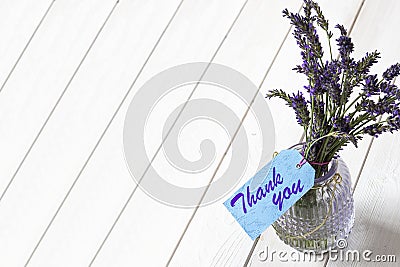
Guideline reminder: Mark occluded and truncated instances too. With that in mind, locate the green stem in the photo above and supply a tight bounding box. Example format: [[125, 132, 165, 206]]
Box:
[[325, 29, 333, 61], [352, 119, 388, 136], [338, 72, 348, 117], [324, 140, 347, 162], [310, 95, 315, 140], [343, 94, 363, 114]]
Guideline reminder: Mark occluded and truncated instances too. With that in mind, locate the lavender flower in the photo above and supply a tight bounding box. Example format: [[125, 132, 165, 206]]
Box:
[[266, 89, 310, 127], [290, 91, 311, 126], [363, 74, 379, 97], [383, 63, 400, 81], [335, 24, 354, 67]]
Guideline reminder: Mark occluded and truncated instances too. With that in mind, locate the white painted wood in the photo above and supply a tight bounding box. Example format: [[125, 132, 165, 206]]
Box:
[[21, 1, 184, 266], [0, 0, 397, 266], [0, 0, 116, 195], [7, 0, 253, 266], [0, 0, 118, 265], [0, 0, 52, 89]]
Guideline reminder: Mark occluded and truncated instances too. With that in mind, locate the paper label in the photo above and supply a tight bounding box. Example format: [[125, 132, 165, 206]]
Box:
[[223, 149, 315, 240]]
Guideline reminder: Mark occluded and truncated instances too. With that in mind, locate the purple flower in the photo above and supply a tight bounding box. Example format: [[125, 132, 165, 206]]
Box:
[[363, 74, 379, 97], [383, 63, 400, 82], [335, 25, 354, 67], [289, 91, 311, 126]]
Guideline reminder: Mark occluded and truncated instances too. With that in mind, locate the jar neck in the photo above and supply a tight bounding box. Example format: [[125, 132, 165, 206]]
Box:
[[314, 158, 338, 185], [288, 143, 339, 185]]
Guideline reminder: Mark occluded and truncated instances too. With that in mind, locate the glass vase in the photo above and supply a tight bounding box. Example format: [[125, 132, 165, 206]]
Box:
[[272, 157, 355, 253]]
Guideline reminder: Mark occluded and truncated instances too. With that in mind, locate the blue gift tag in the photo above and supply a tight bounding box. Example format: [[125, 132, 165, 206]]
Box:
[[223, 149, 315, 240]]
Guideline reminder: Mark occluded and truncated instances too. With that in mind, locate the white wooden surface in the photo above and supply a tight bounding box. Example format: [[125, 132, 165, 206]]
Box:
[[0, 0, 398, 266]]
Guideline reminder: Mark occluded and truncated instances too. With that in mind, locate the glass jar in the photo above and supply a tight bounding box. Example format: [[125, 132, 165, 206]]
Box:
[[272, 157, 355, 253]]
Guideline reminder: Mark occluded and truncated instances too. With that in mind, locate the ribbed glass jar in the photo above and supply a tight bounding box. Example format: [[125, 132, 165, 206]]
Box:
[[272, 157, 355, 253]]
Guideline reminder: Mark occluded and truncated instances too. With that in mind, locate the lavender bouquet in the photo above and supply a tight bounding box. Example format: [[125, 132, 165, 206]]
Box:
[[267, 0, 400, 178]]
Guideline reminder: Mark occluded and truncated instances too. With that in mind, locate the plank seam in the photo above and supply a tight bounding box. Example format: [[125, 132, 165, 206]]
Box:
[[0, 0, 56, 94]]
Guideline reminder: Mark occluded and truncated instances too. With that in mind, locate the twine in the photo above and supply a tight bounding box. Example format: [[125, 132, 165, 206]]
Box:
[[291, 133, 342, 169], [297, 146, 330, 168]]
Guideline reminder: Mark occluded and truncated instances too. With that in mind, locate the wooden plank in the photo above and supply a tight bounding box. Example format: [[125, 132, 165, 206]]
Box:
[[0, 0, 53, 91], [0, 0, 118, 265], [12, 0, 251, 266], [327, 1, 400, 266]]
